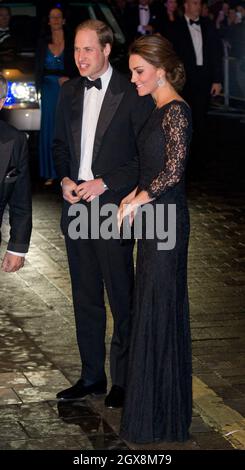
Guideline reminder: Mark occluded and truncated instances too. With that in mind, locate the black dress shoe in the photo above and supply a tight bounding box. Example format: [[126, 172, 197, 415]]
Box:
[[56, 379, 107, 401], [104, 385, 125, 408]]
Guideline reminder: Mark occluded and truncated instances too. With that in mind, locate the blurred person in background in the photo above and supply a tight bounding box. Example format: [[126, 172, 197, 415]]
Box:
[[226, 2, 245, 58], [124, 0, 158, 44], [172, 0, 222, 174], [35, 7, 77, 186], [0, 75, 32, 272], [236, 2, 245, 23], [0, 6, 17, 61], [216, 1, 230, 35], [154, 0, 182, 41], [201, 2, 214, 21]]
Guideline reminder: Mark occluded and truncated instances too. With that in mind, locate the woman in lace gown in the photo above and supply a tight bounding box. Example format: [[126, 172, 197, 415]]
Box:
[[118, 35, 192, 443]]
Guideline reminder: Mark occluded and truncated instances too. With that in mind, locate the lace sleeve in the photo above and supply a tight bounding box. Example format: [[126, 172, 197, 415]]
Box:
[[144, 103, 190, 199]]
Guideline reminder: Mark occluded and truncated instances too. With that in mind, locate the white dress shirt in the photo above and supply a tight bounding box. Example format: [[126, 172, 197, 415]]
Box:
[[78, 64, 113, 181], [137, 5, 150, 35], [0, 28, 11, 44], [7, 250, 26, 257], [185, 15, 203, 66]]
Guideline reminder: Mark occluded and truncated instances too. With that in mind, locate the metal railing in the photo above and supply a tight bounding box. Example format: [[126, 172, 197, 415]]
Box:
[[209, 41, 245, 119], [222, 40, 245, 107]]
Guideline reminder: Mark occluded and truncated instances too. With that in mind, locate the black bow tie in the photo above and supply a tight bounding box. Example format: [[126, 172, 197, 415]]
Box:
[[139, 6, 148, 11], [190, 19, 200, 26], [84, 77, 102, 90]]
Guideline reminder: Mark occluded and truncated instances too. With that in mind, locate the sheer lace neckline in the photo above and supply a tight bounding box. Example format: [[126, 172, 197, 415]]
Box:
[[155, 99, 189, 111]]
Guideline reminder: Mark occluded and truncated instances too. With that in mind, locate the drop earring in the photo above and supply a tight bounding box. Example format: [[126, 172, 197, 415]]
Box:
[[157, 76, 166, 87]]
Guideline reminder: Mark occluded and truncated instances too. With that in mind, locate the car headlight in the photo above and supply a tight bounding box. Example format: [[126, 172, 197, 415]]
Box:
[[5, 82, 38, 106]]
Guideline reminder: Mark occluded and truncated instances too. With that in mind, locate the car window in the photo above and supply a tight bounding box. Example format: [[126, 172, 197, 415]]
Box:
[[2, 2, 37, 53], [100, 5, 125, 44], [11, 15, 38, 52], [66, 3, 125, 45], [65, 4, 91, 28]]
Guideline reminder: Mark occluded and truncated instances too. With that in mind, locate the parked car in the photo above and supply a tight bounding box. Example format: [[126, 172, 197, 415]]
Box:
[[1, 1, 127, 133], [0, 3, 40, 131]]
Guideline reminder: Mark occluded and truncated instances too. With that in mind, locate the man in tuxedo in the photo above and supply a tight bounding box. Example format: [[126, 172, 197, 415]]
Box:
[[0, 6, 17, 61], [0, 75, 32, 272], [172, 0, 222, 170], [53, 20, 153, 407], [124, 0, 157, 44]]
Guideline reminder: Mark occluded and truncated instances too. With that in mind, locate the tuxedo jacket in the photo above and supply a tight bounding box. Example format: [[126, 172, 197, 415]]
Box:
[[0, 120, 32, 252], [172, 17, 223, 87], [122, 4, 158, 43], [53, 69, 154, 204]]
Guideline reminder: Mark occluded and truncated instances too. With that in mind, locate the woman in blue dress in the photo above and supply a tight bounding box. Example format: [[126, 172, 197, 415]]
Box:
[[36, 7, 76, 185]]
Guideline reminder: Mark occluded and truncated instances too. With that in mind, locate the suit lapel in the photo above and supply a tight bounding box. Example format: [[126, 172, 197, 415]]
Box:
[[71, 78, 84, 163], [0, 140, 14, 184], [92, 71, 125, 163]]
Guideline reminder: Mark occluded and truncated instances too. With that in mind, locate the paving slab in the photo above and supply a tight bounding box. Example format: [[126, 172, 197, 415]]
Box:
[[0, 175, 245, 450]]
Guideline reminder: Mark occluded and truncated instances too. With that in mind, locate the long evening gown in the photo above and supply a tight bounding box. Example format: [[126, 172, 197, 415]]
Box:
[[120, 100, 193, 443], [39, 49, 64, 179]]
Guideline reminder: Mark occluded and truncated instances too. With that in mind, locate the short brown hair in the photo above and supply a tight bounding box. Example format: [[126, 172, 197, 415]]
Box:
[[129, 35, 185, 91], [75, 19, 114, 49]]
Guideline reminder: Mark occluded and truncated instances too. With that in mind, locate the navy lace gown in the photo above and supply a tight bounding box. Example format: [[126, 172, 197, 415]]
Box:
[[120, 100, 193, 443]]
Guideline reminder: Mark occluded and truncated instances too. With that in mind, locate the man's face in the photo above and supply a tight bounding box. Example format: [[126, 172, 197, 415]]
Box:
[[74, 28, 111, 80], [184, 0, 201, 19], [0, 8, 10, 29]]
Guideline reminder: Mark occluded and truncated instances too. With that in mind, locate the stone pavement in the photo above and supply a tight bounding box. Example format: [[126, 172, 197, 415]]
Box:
[[0, 176, 244, 451]]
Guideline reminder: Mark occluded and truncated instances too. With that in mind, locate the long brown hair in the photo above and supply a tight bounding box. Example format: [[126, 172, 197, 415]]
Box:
[[129, 35, 185, 91]]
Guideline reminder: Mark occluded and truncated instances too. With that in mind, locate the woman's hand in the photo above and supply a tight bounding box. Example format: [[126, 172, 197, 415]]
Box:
[[117, 189, 153, 232], [58, 76, 69, 86], [120, 187, 138, 206], [117, 188, 138, 231], [117, 198, 139, 232]]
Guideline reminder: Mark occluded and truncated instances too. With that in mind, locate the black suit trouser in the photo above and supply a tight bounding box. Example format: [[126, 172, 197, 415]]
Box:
[[65, 230, 134, 388]]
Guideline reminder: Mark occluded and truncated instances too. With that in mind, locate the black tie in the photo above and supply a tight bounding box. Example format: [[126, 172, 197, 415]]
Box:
[[139, 6, 148, 11], [84, 77, 102, 90], [190, 19, 200, 26]]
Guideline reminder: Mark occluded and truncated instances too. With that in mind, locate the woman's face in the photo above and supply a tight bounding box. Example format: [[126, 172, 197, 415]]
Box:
[[48, 8, 64, 30], [165, 0, 177, 13], [129, 54, 163, 96]]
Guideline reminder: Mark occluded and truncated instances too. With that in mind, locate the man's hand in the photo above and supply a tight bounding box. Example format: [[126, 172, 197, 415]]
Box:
[[58, 76, 69, 87], [211, 83, 222, 96], [61, 177, 81, 204], [77, 178, 107, 202], [1, 252, 25, 272]]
